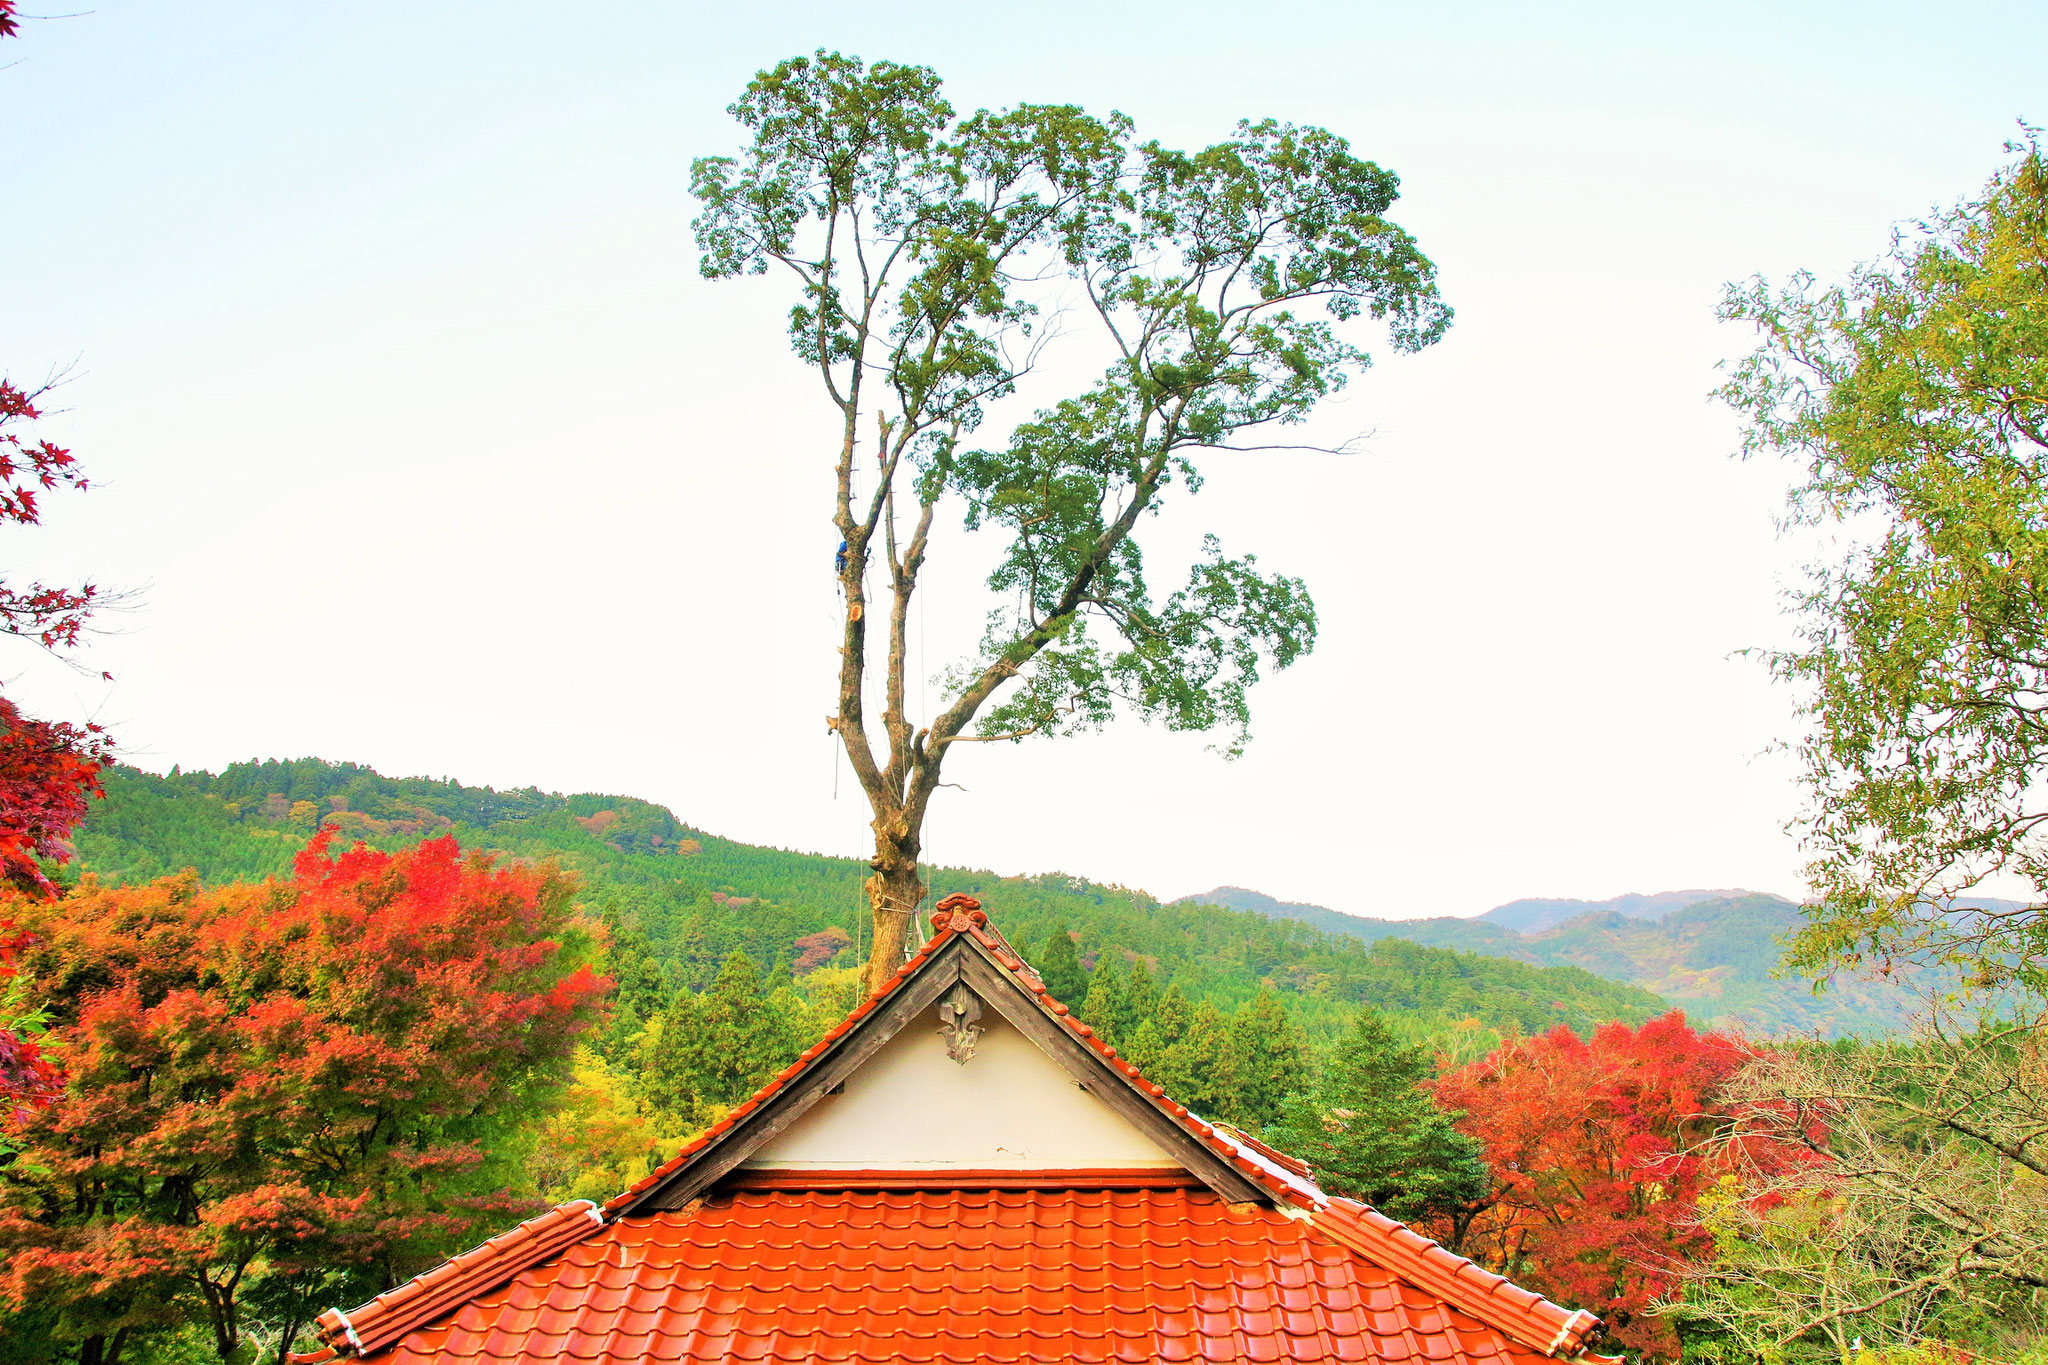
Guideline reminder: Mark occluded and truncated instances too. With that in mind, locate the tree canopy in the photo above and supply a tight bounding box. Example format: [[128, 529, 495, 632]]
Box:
[[1720, 132, 2048, 986], [692, 51, 1450, 985]]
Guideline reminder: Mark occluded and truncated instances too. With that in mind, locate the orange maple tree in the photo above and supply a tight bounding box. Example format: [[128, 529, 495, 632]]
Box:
[[0, 834, 611, 1364], [1436, 1012, 1804, 1361]]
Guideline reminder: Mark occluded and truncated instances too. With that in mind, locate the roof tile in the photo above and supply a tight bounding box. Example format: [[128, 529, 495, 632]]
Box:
[[297, 899, 1609, 1365], [331, 1191, 1585, 1365]]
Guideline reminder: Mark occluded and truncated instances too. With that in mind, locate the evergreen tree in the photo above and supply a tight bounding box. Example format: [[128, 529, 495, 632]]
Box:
[[1033, 925, 1090, 1006], [1122, 1018, 1167, 1077], [641, 950, 803, 1121], [642, 992, 701, 1120], [599, 921, 670, 1061], [1270, 1005, 1490, 1230], [1227, 989, 1308, 1130], [1123, 958, 1160, 1034], [1155, 984, 1193, 1048], [1080, 955, 1127, 1046], [670, 916, 720, 992], [1158, 1000, 1239, 1119]]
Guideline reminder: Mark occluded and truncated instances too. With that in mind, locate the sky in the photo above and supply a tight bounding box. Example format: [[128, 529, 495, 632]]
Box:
[[3, 1, 2041, 919]]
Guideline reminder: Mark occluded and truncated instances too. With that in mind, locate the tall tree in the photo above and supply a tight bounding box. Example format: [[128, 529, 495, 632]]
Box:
[[0, 834, 610, 1364], [642, 950, 805, 1121], [0, 375, 116, 1143], [1122, 958, 1160, 1028], [692, 52, 1450, 990], [1226, 989, 1308, 1130], [1152, 997, 1235, 1118], [1031, 925, 1090, 1006], [1270, 1006, 1490, 1245], [1718, 133, 2048, 986], [1079, 954, 1128, 1046]]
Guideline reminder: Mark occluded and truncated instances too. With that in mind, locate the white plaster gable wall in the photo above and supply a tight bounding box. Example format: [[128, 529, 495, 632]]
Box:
[[745, 1003, 1179, 1170]]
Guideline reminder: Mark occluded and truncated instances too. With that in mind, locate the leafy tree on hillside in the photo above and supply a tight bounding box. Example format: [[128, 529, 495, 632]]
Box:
[[0, 834, 609, 1365], [1080, 954, 1128, 1045], [1227, 989, 1309, 1130], [1154, 983, 1193, 1045], [1032, 925, 1090, 1005], [1270, 1006, 1490, 1246], [1123, 959, 1160, 1029], [692, 51, 1450, 990], [1719, 133, 2048, 987], [643, 950, 806, 1122], [1159, 1000, 1239, 1118]]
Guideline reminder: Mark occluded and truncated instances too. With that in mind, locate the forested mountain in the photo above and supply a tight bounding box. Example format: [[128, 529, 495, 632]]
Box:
[[67, 761, 1667, 1052], [1178, 886, 1921, 1035], [1478, 889, 1749, 933]]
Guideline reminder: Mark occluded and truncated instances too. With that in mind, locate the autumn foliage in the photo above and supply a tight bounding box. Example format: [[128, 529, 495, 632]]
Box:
[[1436, 1012, 1794, 1361], [0, 833, 610, 1362], [0, 371, 116, 1141], [0, 379, 100, 655]]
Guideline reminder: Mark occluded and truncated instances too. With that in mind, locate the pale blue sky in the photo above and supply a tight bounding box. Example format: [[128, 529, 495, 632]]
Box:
[[3, 1, 2041, 914]]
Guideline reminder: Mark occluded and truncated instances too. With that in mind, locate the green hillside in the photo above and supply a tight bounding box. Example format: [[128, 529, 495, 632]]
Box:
[[67, 760, 1669, 1051], [1179, 886, 1923, 1036]]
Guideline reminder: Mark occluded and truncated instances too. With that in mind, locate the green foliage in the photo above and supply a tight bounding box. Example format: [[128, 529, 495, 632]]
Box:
[[1157, 1000, 1238, 1118], [1032, 925, 1090, 1005], [1226, 989, 1310, 1129], [75, 763, 1669, 1058], [1079, 954, 1128, 1042], [1270, 1006, 1490, 1227], [1718, 132, 2048, 987], [644, 951, 806, 1124]]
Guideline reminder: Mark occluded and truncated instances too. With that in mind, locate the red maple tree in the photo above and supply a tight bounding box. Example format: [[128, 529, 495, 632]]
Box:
[[1435, 1012, 1799, 1361], [0, 377, 116, 1158], [0, 833, 612, 1364]]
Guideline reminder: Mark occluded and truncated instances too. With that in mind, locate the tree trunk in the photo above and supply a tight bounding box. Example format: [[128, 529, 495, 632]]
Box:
[[271, 1316, 306, 1365], [81, 1328, 129, 1365], [863, 826, 925, 995]]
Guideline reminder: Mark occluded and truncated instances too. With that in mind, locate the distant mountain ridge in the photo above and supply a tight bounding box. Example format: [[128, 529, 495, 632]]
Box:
[[1480, 889, 1750, 934], [1175, 884, 1921, 1037]]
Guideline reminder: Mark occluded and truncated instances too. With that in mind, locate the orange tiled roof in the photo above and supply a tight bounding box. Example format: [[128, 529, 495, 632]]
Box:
[[297, 896, 1607, 1365], [320, 1187, 1591, 1365]]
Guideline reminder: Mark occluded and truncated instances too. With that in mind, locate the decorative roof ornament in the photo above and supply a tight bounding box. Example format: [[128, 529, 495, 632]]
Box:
[[930, 892, 986, 931], [935, 981, 984, 1063]]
